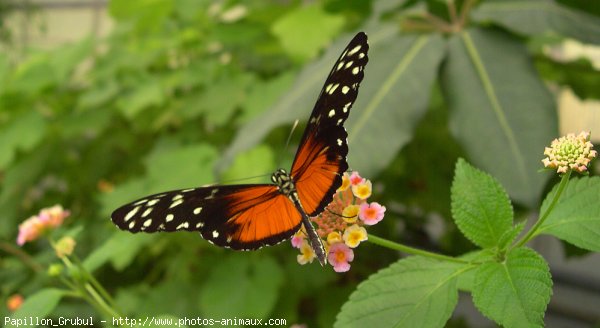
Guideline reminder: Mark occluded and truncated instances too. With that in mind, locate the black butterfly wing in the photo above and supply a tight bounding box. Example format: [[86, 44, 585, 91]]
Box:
[[291, 32, 369, 216], [111, 184, 302, 250]]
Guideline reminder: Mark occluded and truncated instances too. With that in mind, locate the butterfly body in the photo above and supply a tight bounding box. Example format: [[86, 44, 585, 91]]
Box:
[[112, 32, 369, 266]]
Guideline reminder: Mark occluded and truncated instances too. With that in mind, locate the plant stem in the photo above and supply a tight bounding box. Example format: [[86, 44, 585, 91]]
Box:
[[0, 241, 44, 272], [514, 170, 571, 248], [368, 234, 471, 264]]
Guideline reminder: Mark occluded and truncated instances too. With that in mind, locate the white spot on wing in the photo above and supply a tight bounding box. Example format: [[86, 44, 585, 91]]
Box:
[[358, 52, 365, 59], [128, 221, 135, 229], [212, 230, 219, 238], [143, 219, 152, 227], [124, 206, 140, 222], [336, 118, 343, 126], [348, 45, 361, 56], [169, 199, 183, 209], [142, 207, 153, 218], [133, 199, 147, 205], [196, 222, 204, 228], [345, 61, 354, 69], [328, 109, 335, 118], [147, 199, 159, 206], [343, 102, 351, 113], [166, 214, 174, 222], [352, 67, 360, 75], [172, 194, 183, 201], [182, 188, 194, 192], [328, 83, 339, 95], [176, 222, 189, 229], [336, 61, 344, 71], [337, 138, 343, 146], [194, 207, 202, 215], [342, 86, 350, 94]]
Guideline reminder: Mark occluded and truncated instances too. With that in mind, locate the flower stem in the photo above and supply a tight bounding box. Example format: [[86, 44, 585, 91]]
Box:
[[514, 170, 571, 248], [368, 234, 471, 264]]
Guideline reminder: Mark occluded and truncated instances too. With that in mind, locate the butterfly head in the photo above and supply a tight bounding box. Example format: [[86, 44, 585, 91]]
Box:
[[272, 168, 296, 195]]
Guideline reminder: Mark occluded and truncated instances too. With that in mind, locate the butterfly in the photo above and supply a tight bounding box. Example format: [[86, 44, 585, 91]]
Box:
[[111, 32, 369, 265]]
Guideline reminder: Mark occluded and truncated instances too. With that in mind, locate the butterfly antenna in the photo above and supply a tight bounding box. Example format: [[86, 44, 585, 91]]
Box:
[[276, 119, 300, 168]]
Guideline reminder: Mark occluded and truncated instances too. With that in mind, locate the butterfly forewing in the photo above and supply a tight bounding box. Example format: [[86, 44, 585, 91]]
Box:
[[291, 32, 369, 216], [111, 184, 302, 250]]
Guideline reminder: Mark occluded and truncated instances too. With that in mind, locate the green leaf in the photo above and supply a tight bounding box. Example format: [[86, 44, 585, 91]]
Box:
[[83, 232, 155, 271], [117, 79, 165, 119], [498, 221, 526, 250], [441, 28, 557, 207], [272, 4, 345, 61], [9, 53, 56, 94], [451, 158, 513, 248], [538, 176, 600, 251], [335, 256, 470, 328], [0, 110, 46, 170], [7, 289, 67, 327], [472, 248, 552, 328], [347, 30, 445, 177], [473, 0, 600, 45], [241, 72, 295, 124], [199, 254, 284, 318], [220, 145, 275, 183]]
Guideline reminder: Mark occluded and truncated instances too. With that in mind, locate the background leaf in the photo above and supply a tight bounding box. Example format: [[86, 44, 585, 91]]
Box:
[[7, 289, 67, 327], [451, 158, 513, 248], [538, 176, 600, 251], [441, 28, 557, 207], [473, 0, 600, 44], [199, 254, 284, 318], [335, 256, 470, 328], [272, 4, 345, 62], [472, 248, 552, 328]]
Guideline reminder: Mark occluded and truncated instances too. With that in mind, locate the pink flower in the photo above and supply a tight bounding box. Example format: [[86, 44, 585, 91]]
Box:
[[328, 242, 354, 272], [291, 232, 305, 249], [359, 202, 386, 225], [7, 294, 24, 312], [37, 205, 69, 228], [349, 172, 365, 186], [16, 205, 70, 246], [17, 216, 45, 246]]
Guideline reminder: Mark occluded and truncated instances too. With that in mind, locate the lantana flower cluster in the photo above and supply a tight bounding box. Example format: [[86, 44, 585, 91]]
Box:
[[292, 172, 386, 272], [542, 131, 597, 174], [17, 205, 70, 246]]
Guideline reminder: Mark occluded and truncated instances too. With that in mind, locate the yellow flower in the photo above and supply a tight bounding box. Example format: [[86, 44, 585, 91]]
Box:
[[337, 172, 351, 191], [297, 240, 316, 265], [327, 231, 343, 245], [352, 180, 372, 199], [343, 224, 368, 248], [341, 204, 360, 223]]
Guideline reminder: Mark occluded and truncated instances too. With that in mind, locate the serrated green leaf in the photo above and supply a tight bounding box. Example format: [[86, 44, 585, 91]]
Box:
[[441, 28, 556, 208], [272, 4, 345, 61], [472, 248, 552, 328], [199, 254, 283, 318], [0, 110, 46, 170], [335, 256, 471, 328], [7, 289, 66, 327], [473, 0, 600, 44], [538, 176, 600, 251], [451, 159, 514, 248], [498, 221, 526, 250], [83, 232, 155, 271]]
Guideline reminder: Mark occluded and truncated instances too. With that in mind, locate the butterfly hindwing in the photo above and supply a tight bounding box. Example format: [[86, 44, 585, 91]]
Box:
[[111, 184, 302, 250], [291, 32, 369, 216]]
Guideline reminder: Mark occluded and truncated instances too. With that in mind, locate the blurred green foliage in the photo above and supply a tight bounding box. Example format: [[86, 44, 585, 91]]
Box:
[[1, 0, 599, 326]]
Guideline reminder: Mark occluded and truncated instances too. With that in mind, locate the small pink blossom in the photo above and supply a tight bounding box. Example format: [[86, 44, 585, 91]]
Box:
[[16, 205, 70, 246], [291, 230, 305, 249], [359, 202, 386, 225], [328, 243, 354, 272], [349, 172, 365, 186], [7, 294, 23, 312], [17, 216, 45, 246]]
